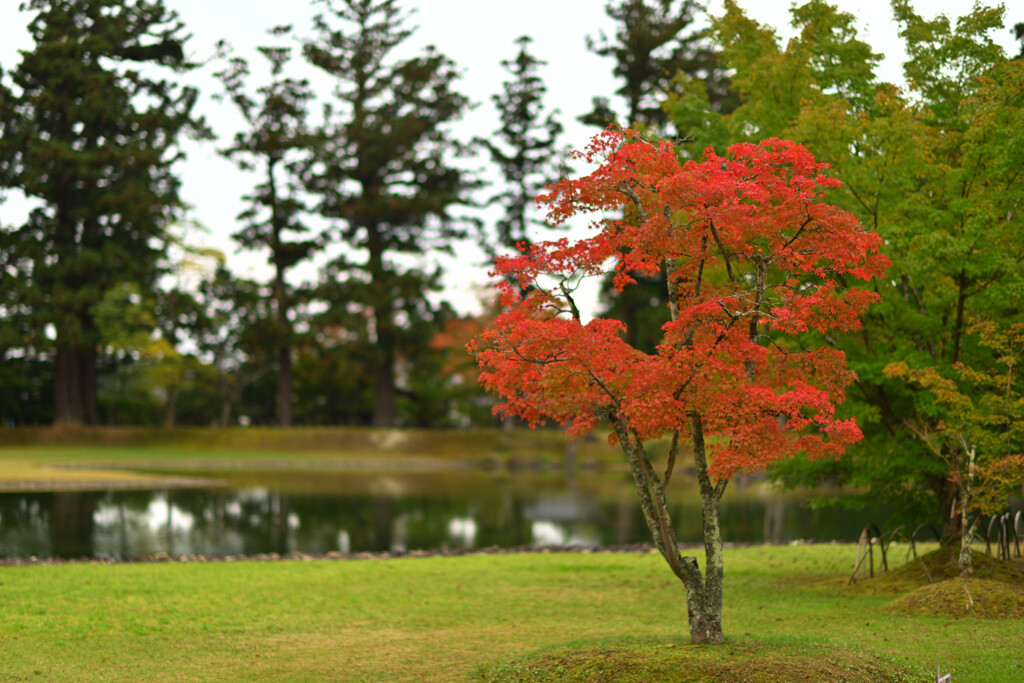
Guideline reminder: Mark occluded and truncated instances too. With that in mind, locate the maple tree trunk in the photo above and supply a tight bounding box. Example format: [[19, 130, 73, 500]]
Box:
[[688, 415, 726, 644], [684, 494, 725, 643], [611, 414, 726, 645]]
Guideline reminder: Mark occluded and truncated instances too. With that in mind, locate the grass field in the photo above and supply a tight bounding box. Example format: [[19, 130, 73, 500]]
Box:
[[2, 544, 1022, 682]]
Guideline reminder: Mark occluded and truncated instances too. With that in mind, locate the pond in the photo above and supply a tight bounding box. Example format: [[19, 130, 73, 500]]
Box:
[[0, 469, 885, 560]]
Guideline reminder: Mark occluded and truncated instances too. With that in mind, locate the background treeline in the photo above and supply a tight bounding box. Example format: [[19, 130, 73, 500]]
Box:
[[0, 0, 738, 430], [1, 2, 1023, 532]]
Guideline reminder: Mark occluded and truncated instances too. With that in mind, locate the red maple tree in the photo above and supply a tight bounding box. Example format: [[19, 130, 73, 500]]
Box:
[[469, 129, 888, 643]]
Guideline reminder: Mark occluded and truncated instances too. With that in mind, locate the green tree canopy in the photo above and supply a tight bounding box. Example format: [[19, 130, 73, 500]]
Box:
[[667, 0, 1024, 538]]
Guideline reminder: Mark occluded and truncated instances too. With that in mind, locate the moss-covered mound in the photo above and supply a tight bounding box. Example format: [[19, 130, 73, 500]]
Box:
[[850, 544, 1024, 595], [478, 642, 914, 683], [885, 577, 1024, 619]]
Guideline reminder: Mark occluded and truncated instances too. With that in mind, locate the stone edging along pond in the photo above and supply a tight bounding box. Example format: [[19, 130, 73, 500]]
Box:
[[0, 540, 837, 567]]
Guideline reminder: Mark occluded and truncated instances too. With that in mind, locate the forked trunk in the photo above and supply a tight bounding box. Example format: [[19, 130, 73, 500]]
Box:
[[684, 526, 725, 643], [688, 416, 726, 644], [686, 575, 725, 644], [612, 413, 727, 645]]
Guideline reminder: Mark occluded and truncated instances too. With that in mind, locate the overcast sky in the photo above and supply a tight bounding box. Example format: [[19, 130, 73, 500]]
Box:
[[0, 0, 1017, 317]]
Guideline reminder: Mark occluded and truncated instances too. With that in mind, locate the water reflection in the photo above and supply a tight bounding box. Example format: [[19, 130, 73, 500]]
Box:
[[0, 472, 888, 559]]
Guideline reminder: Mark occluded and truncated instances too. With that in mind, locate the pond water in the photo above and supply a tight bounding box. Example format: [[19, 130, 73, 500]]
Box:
[[0, 469, 885, 559]]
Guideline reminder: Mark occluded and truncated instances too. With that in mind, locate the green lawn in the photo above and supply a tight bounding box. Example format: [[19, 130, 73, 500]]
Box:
[[2, 545, 1021, 681]]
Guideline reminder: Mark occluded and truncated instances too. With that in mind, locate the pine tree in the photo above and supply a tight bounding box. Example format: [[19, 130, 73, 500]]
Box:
[[215, 26, 316, 427], [302, 0, 474, 427], [0, 0, 208, 425], [479, 36, 564, 257], [580, 0, 736, 131]]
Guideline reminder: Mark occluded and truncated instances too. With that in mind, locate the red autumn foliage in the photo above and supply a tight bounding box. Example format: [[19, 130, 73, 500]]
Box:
[[471, 129, 888, 480]]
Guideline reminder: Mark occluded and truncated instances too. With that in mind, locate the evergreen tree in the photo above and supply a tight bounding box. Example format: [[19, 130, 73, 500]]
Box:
[[302, 0, 474, 427], [215, 26, 316, 427], [479, 36, 564, 257], [0, 0, 208, 425], [580, 0, 736, 131]]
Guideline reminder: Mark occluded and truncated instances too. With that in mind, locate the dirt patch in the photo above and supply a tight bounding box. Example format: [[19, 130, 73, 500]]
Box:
[[886, 577, 1024, 619]]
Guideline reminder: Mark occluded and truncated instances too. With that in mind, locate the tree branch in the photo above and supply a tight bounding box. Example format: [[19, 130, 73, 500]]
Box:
[[664, 430, 680, 486], [780, 214, 814, 252], [559, 281, 582, 322], [614, 180, 650, 223], [707, 218, 736, 284]]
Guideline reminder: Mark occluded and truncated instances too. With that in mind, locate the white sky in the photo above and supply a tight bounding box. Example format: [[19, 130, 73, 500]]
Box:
[[0, 0, 1016, 318]]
